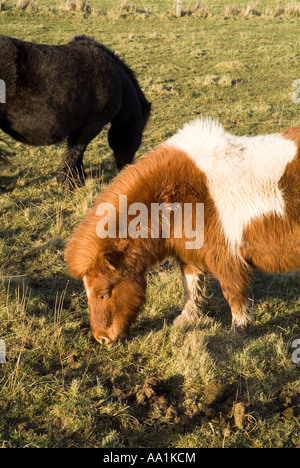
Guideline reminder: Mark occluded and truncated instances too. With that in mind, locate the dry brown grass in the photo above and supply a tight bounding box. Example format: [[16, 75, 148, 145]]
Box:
[[183, 3, 212, 18], [264, 2, 300, 17], [224, 5, 242, 16], [215, 60, 247, 71], [60, 0, 91, 14], [15, 0, 38, 11], [224, 2, 260, 17], [5, 1, 300, 19], [264, 4, 285, 16], [202, 74, 237, 87], [107, 3, 155, 20], [223, 2, 300, 18], [241, 2, 261, 16]]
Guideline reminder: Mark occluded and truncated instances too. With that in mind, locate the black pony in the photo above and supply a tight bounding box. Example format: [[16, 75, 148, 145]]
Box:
[[0, 35, 151, 188]]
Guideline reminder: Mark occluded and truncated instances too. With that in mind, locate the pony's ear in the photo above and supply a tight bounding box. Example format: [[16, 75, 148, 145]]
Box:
[[102, 251, 124, 271]]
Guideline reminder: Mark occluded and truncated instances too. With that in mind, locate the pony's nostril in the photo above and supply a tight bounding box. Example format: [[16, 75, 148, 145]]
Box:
[[96, 336, 111, 345]]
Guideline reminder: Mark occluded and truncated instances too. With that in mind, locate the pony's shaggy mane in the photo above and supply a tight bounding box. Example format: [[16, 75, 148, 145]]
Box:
[[65, 146, 175, 279]]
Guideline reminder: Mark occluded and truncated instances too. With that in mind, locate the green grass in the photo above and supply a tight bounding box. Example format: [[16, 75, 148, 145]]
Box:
[[0, 1, 300, 448]]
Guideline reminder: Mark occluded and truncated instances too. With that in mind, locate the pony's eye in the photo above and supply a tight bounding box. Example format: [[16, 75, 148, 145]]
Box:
[[100, 291, 112, 299]]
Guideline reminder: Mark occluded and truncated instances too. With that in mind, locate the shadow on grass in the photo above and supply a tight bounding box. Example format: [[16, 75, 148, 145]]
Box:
[[196, 270, 299, 331], [85, 158, 118, 186], [132, 269, 299, 340], [0, 147, 118, 193], [0, 172, 56, 192]]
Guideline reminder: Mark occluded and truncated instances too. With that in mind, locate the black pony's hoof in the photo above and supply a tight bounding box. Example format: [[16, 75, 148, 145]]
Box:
[[56, 167, 86, 190]]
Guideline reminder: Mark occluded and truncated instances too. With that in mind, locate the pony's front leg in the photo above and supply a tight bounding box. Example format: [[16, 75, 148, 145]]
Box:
[[173, 264, 208, 326]]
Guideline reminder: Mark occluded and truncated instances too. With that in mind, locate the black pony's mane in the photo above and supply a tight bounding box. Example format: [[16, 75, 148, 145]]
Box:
[[71, 36, 150, 114], [72, 35, 137, 83]]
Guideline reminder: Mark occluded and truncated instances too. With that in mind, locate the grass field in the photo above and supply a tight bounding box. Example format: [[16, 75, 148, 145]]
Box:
[[0, 0, 300, 449]]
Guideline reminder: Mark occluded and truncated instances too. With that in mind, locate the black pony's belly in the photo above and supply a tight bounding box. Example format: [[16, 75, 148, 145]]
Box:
[[0, 112, 69, 146]]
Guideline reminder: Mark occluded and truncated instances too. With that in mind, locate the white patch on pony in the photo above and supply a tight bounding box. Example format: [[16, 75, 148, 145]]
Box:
[[166, 117, 297, 255], [83, 276, 90, 299]]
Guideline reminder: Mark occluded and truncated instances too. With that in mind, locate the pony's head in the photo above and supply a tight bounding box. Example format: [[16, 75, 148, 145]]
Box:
[[81, 252, 147, 344]]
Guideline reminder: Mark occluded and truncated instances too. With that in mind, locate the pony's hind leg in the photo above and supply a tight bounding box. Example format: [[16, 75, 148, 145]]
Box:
[[56, 142, 87, 189], [57, 120, 106, 189], [208, 259, 253, 332], [173, 264, 208, 327]]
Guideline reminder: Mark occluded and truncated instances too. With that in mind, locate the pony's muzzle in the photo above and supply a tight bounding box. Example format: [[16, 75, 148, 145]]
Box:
[[94, 329, 128, 344], [95, 335, 112, 345]]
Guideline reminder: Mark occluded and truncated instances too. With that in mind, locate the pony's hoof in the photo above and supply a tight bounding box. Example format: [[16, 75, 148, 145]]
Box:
[[173, 310, 200, 327], [56, 168, 86, 190], [231, 314, 253, 335], [173, 313, 190, 327], [231, 324, 248, 336]]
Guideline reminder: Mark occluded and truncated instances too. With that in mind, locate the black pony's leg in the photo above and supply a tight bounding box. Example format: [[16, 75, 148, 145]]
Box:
[[108, 115, 143, 171], [0, 141, 10, 193], [56, 142, 87, 189], [57, 119, 109, 189]]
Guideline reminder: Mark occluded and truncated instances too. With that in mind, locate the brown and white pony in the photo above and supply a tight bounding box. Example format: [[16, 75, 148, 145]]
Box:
[[65, 118, 300, 344]]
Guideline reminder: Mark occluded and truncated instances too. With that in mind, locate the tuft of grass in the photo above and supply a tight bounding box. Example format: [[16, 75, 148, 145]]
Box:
[[240, 2, 261, 17], [224, 2, 261, 17], [183, 3, 212, 18], [60, 0, 91, 15], [202, 74, 237, 87], [285, 1, 300, 16], [215, 60, 247, 71], [223, 5, 242, 16], [264, 4, 285, 16], [15, 0, 38, 11], [106, 2, 156, 20], [264, 2, 300, 17]]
